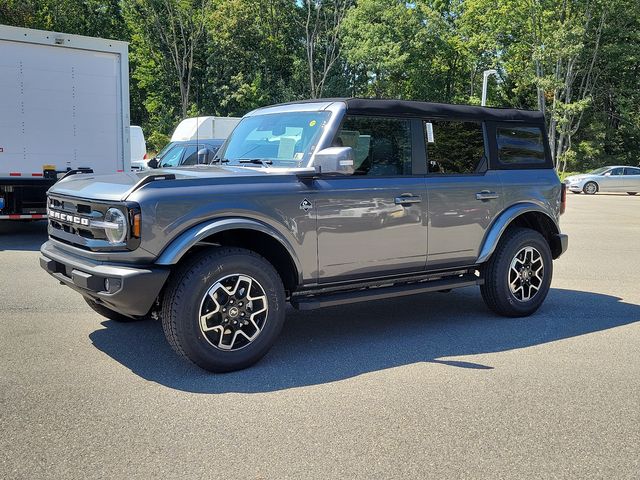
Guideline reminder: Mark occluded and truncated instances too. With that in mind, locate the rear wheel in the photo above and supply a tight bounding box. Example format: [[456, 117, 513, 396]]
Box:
[[84, 297, 141, 322], [627, 192, 637, 196], [480, 228, 552, 317], [161, 247, 286, 372], [583, 182, 598, 194]]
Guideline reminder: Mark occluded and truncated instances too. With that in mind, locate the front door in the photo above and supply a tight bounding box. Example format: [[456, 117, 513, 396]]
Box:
[[315, 116, 428, 282], [599, 167, 626, 192]]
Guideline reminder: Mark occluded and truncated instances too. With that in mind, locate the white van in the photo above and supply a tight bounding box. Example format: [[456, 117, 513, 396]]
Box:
[[171, 116, 240, 142], [129, 126, 147, 170]]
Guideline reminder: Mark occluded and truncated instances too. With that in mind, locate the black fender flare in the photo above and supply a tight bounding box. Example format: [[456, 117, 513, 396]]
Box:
[[476, 203, 560, 264], [155, 217, 303, 283]]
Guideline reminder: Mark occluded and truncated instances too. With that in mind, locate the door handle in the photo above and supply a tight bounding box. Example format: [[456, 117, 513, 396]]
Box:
[[394, 195, 422, 205], [475, 191, 500, 201]]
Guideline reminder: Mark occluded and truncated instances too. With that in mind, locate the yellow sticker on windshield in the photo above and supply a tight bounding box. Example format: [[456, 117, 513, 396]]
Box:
[[309, 120, 317, 127]]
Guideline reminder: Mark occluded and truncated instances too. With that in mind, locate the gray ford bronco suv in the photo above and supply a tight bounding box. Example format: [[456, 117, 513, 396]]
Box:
[[40, 98, 568, 372]]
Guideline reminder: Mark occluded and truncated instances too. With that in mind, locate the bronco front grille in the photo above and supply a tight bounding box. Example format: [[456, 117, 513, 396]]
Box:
[[47, 195, 115, 250]]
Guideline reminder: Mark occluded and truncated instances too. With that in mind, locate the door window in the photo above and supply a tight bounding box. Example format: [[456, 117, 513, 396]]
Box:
[[180, 146, 199, 166], [424, 121, 485, 174], [624, 167, 640, 175], [335, 116, 412, 176], [609, 167, 624, 176], [496, 126, 546, 166], [159, 146, 185, 167]]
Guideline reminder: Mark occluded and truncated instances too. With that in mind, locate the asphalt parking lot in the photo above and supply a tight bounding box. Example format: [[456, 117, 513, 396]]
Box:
[[1, 193, 639, 479]]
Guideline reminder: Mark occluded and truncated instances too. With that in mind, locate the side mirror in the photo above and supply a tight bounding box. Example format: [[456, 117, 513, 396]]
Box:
[[197, 148, 213, 164], [147, 158, 159, 169], [312, 147, 354, 175]]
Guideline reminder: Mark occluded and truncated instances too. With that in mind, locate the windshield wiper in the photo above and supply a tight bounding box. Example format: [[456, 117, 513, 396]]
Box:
[[238, 158, 273, 167]]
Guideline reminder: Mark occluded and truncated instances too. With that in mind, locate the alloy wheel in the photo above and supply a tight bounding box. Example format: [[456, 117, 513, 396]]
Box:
[[198, 274, 268, 351], [508, 246, 544, 302]]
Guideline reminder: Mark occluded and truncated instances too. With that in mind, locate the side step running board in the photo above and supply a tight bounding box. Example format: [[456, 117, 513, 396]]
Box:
[[291, 274, 482, 311]]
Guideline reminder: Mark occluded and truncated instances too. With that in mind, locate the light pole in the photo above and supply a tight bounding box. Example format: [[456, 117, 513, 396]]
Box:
[[481, 69, 498, 107]]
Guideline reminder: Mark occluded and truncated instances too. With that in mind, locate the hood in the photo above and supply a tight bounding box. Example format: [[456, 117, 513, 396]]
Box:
[[48, 165, 274, 202], [565, 174, 589, 182]]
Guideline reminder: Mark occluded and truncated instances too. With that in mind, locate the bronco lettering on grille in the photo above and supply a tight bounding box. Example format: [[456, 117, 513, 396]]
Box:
[[48, 209, 90, 226]]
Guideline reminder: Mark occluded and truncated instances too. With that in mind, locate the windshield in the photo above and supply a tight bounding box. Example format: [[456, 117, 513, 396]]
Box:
[[589, 167, 609, 175], [217, 111, 331, 167]]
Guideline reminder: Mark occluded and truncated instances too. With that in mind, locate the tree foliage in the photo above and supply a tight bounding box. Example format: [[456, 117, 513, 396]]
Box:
[[1, 0, 639, 165]]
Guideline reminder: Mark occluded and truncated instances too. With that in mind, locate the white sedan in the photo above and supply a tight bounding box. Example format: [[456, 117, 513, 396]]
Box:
[[565, 166, 640, 195]]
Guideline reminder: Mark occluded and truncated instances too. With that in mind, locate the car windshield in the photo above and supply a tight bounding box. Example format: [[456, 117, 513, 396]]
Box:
[[588, 167, 609, 175], [216, 111, 331, 167]]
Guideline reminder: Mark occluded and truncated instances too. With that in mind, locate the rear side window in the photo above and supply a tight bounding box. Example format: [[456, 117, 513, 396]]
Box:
[[497, 126, 546, 166], [425, 120, 485, 174], [625, 167, 640, 175]]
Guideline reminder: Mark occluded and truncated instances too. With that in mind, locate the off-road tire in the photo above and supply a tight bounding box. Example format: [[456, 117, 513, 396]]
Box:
[[480, 227, 553, 317], [161, 247, 286, 372], [84, 297, 140, 322], [583, 182, 598, 194]]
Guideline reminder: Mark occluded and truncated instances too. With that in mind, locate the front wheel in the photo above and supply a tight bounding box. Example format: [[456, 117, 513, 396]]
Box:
[[480, 228, 553, 317], [583, 182, 598, 194], [161, 247, 286, 372]]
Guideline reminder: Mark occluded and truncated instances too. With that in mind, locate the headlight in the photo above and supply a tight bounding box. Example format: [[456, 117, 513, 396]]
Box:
[[104, 208, 128, 244]]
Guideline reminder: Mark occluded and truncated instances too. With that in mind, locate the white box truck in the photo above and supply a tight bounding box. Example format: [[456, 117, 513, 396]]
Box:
[[0, 25, 130, 220], [170, 116, 240, 142]]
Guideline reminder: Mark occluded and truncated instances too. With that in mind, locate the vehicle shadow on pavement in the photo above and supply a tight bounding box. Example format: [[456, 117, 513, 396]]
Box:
[[89, 287, 640, 394], [0, 221, 47, 251]]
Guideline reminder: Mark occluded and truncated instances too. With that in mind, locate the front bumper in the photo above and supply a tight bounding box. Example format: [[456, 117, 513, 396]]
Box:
[[40, 241, 170, 317]]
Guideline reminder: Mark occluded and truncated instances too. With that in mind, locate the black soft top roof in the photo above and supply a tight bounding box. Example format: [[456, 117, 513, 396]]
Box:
[[280, 97, 544, 124]]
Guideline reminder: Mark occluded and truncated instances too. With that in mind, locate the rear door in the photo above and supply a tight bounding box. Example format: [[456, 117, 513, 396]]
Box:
[[623, 167, 640, 192], [425, 119, 502, 268], [315, 116, 428, 282], [0, 37, 124, 175]]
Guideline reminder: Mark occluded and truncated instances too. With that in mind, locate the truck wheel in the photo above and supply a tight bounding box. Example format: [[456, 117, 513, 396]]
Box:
[[480, 228, 552, 317], [583, 182, 598, 194], [161, 247, 285, 372], [84, 297, 141, 322]]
